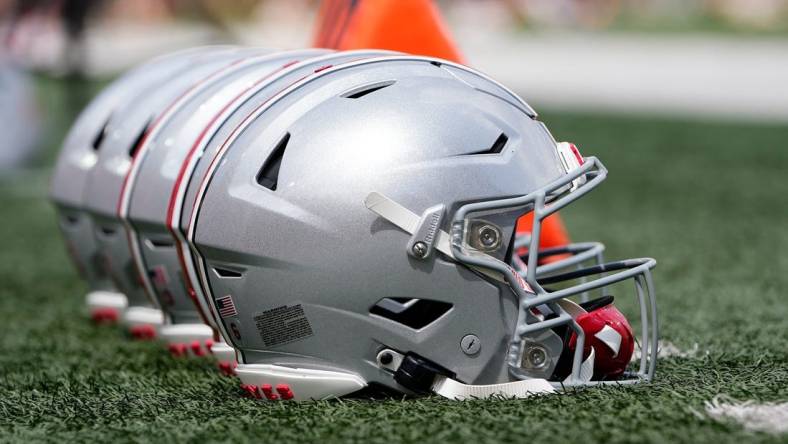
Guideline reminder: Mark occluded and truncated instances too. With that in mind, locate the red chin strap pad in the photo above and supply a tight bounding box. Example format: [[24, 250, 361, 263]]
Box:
[[570, 303, 635, 379]]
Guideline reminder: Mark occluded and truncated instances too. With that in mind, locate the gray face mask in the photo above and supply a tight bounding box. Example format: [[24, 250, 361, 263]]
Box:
[[445, 152, 657, 388]]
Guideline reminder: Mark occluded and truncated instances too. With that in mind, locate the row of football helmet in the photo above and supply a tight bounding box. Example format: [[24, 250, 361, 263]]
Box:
[[51, 46, 658, 401]]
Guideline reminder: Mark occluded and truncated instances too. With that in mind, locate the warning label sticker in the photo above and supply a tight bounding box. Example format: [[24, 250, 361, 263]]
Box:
[[254, 304, 314, 347]]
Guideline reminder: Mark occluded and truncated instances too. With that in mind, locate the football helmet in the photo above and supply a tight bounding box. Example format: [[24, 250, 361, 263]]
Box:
[[187, 55, 658, 400], [158, 50, 398, 367], [50, 47, 219, 324], [119, 48, 334, 357], [81, 46, 261, 338]]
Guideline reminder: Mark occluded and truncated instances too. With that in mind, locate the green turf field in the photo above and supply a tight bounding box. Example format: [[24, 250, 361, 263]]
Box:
[[0, 78, 786, 443]]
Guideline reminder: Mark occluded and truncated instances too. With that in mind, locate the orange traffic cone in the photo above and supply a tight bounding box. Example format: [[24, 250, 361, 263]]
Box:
[[313, 0, 465, 62], [313, 0, 570, 250]]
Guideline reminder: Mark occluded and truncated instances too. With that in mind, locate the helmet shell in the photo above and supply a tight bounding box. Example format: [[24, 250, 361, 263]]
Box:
[[171, 50, 397, 336], [191, 56, 565, 390], [50, 47, 226, 293], [124, 49, 328, 325], [82, 46, 262, 315]]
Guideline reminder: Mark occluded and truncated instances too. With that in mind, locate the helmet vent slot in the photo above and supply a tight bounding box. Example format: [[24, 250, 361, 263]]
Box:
[[146, 238, 174, 249], [341, 81, 395, 99], [128, 118, 152, 158], [213, 266, 244, 278], [91, 117, 111, 151], [256, 133, 290, 191], [464, 133, 508, 156], [370, 297, 452, 330], [98, 226, 116, 236]]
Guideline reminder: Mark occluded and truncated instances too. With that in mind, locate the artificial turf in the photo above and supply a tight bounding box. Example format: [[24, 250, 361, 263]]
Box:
[[0, 77, 786, 443]]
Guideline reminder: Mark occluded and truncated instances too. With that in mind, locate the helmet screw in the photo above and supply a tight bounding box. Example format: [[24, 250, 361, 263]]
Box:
[[461, 334, 481, 355], [477, 225, 500, 249], [379, 352, 393, 365], [526, 346, 548, 369], [412, 241, 428, 258]]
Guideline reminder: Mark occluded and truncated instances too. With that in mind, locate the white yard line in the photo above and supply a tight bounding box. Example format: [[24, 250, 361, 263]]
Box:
[[632, 340, 705, 362], [704, 396, 788, 435]]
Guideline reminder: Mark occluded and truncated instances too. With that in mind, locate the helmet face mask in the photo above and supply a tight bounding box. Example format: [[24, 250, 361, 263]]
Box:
[[448, 154, 658, 387], [186, 55, 658, 400]]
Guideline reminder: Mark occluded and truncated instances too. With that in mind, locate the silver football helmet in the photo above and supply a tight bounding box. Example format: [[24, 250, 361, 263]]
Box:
[[119, 48, 337, 358], [50, 47, 220, 324], [164, 49, 399, 369], [188, 55, 658, 401], [81, 46, 263, 339]]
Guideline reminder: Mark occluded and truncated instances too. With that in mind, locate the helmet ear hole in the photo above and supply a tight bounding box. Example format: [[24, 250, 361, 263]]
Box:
[[212, 266, 244, 279], [370, 298, 452, 330], [144, 237, 174, 249]]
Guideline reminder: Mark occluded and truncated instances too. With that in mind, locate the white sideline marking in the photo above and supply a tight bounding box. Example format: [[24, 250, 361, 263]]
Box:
[[704, 396, 788, 435], [631, 340, 704, 362], [656, 341, 703, 358]]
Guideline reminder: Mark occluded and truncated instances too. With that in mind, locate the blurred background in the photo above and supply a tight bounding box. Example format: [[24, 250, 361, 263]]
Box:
[[0, 3, 786, 439], [2, 0, 788, 173]]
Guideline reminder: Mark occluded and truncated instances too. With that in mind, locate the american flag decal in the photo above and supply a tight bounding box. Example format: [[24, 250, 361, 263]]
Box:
[[216, 294, 238, 318]]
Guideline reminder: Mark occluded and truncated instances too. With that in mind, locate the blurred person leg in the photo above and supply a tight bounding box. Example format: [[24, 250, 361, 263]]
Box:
[[61, 0, 105, 78]]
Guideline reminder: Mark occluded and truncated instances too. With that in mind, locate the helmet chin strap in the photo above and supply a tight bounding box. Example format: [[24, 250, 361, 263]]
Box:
[[435, 346, 593, 399], [378, 346, 594, 400], [432, 374, 555, 400], [434, 348, 594, 399]]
